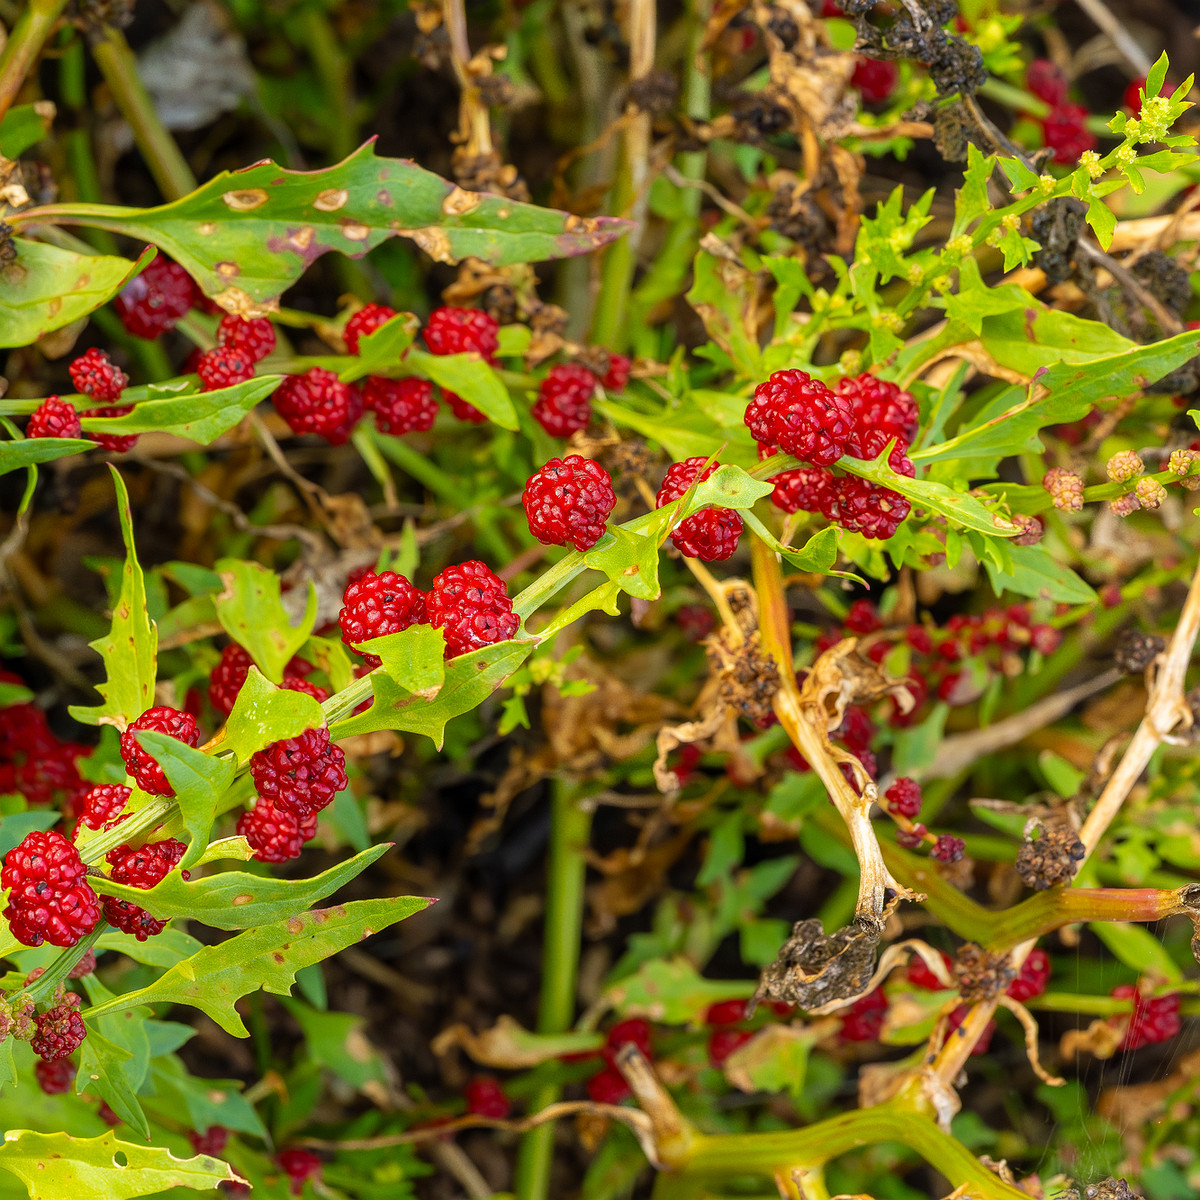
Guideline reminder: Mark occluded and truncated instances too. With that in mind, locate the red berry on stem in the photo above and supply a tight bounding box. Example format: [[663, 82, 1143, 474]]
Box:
[[851, 57, 898, 104], [69, 348, 128, 403], [424, 306, 499, 423], [839, 989, 887, 1042], [907, 950, 953, 991], [745, 370, 853, 467], [35, 1056, 76, 1094], [189, 1126, 230, 1156], [273, 367, 361, 445], [426, 561, 519, 658], [522, 455, 617, 552], [601, 353, 631, 391], [218, 315, 276, 362], [250, 726, 347, 819], [708, 1027, 754, 1066], [844, 599, 882, 635], [1026, 58, 1068, 107], [885, 777, 922, 819], [464, 1076, 511, 1119], [1006, 948, 1051, 1002], [277, 1148, 322, 1196], [209, 643, 254, 715], [365, 377, 439, 435], [196, 345, 255, 392], [114, 257, 198, 339], [836, 372, 919, 447], [586, 1065, 632, 1104], [656, 458, 744, 561], [338, 569, 427, 667], [828, 475, 911, 540], [31, 994, 87, 1061], [2, 829, 101, 948], [27, 398, 82, 440], [931, 834, 965, 863], [344, 303, 397, 354], [102, 838, 186, 940], [531, 363, 597, 437], [68, 948, 97, 978], [81, 406, 137, 453], [705, 999, 749, 1026], [1041, 104, 1097, 165], [237, 797, 317, 863], [120, 706, 202, 796]]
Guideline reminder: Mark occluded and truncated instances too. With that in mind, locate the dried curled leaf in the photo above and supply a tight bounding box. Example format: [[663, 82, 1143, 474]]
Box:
[[751, 917, 881, 1014], [431, 1014, 602, 1068]]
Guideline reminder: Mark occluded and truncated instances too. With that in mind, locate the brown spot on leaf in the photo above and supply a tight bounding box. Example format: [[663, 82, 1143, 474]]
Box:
[[311, 910, 328, 924], [222, 189, 269, 211], [289, 226, 315, 252], [197, 222, 216, 235], [272, 953, 285, 964], [75, 275, 91, 289], [313, 188, 349, 212], [495, 207, 511, 219], [395, 227, 455, 263], [231, 894, 253, 906], [47, 297, 62, 317], [216, 262, 240, 278], [213, 288, 279, 319], [286, 916, 305, 934], [376, 189, 392, 205], [340, 220, 371, 241], [442, 186, 482, 216]]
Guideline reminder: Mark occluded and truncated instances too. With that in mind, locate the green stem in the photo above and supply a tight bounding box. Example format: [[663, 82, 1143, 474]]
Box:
[[513, 780, 593, 1200], [0, 0, 68, 122], [977, 76, 1047, 119], [89, 25, 197, 201], [368, 429, 460, 501]]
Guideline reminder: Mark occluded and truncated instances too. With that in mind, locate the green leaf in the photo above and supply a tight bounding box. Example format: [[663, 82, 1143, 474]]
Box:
[[0, 241, 146, 348], [596, 396, 756, 467], [95, 927, 203, 968], [1146, 52, 1169, 98], [332, 639, 535, 749], [983, 543, 1097, 605], [68, 469, 158, 729], [279, 999, 388, 1091], [0, 1130, 240, 1199], [681, 464, 774, 517], [1086, 197, 1117, 250], [583, 527, 661, 600], [0, 436, 94, 477], [76, 1008, 150, 1140], [80, 376, 280, 444], [404, 347, 517, 429], [606, 957, 750, 1024], [357, 625, 447, 700], [685, 252, 764, 379], [23, 142, 629, 308], [213, 559, 318, 682], [148, 1055, 267, 1139], [96, 844, 392, 930], [132, 731, 236, 870], [221, 667, 326, 764], [0, 811, 60, 860], [84, 897, 432, 1036], [0, 104, 53, 157], [741, 515, 843, 576], [980, 306, 1134, 376], [1039, 750, 1086, 799], [339, 312, 420, 381], [1091, 922, 1183, 985]]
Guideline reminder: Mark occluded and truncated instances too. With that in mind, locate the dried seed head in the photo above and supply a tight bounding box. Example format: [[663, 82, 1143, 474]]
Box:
[[1015, 821, 1086, 891], [1114, 629, 1165, 675]]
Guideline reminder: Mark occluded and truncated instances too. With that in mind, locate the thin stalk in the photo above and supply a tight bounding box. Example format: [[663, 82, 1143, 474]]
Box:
[[513, 781, 593, 1200], [0, 0, 67, 122], [89, 24, 196, 201]]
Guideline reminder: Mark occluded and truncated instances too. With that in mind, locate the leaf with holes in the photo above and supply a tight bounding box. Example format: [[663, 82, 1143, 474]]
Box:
[[17, 141, 630, 313]]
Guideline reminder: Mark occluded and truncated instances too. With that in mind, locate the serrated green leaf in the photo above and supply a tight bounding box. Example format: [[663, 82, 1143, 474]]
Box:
[[685, 252, 764, 380], [96, 844, 389, 930], [583, 527, 661, 600], [84, 897, 432, 1035], [983, 543, 1097, 605], [0, 1130, 239, 1199], [404, 347, 517, 429], [357, 625, 446, 699], [0, 241, 148, 348], [213, 559, 317, 682], [0, 435, 94, 476], [132, 731, 235, 870], [68, 469, 157, 730], [220, 667, 326, 764], [20, 142, 629, 308], [741, 514, 844, 576], [331, 638, 535, 748], [1086, 198, 1117, 249], [80, 376, 280, 444], [681, 463, 774, 516]]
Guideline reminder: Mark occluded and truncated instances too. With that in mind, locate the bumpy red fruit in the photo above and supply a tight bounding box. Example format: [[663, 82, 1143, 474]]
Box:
[[82, 406, 137, 452], [522, 455, 617, 552], [189, 1126, 230, 1156], [931, 834, 965, 863], [829, 476, 910, 540], [586, 1065, 631, 1104], [426, 561, 520, 658], [705, 999, 749, 1026], [209, 643, 254, 715], [35, 1055, 75, 1094], [237, 797, 317, 863], [885, 777, 922, 819], [1006, 948, 1050, 1002], [907, 949, 953, 991], [282, 676, 329, 702], [1041, 104, 1097, 165], [114, 257, 198, 339], [464, 1076, 511, 1119], [3, 830, 100, 947], [197, 345, 255, 392], [1113, 984, 1181, 1050], [424, 306, 499, 423], [602, 353, 631, 391], [0, 701, 54, 760], [250, 726, 347, 818], [656, 458, 744, 561], [69, 348, 128, 403], [844, 599, 881, 634], [273, 367, 361, 445], [218, 315, 276, 363], [106, 839, 186, 890], [338, 569, 427, 667], [344, 303, 397, 354], [76, 783, 131, 832], [839, 989, 887, 1042], [278, 1148, 322, 1196], [851, 57, 898, 103], [836, 373, 919, 446], [1026, 58, 1068, 106], [27, 397, 82, 440], [365, 377, 439, 435], [31, 995, 86, 1061], [708, 1027, 754, 1067], [120, 707, 202, 796], [745, 370, 853, 467], [531, 363, 597, 437], [603, 1018, 653, 1066], [68, 949, 97, 978]]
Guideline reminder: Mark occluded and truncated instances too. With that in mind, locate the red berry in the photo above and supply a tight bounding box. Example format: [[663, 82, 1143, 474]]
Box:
[[27, 397, 81, 440], [189, 1126, 230, 1156], [1041, 104, 1097, 165], [426, 561, 520, 658], [120, 707, 202, 796], [1031, 624, 1062, 655], [277, 1147, 322, 1196], [601, 353, 631, 391], [365, 377, 438, 435], [443, 391, 488, 423], [10, 742, 86, 807], [338, 569, 427, 667], [196, 345, 255, 392], [844, 599, 881, 635], [68, 948, 97, 978], [115, 257, 198, 339], [603, 1018, 653, 1066], [218, 315, 276, 363], [522, 455, 617, 552], [81, 406, 137, 453], [885, 777, 922, 819], [839, 989, 887, 1042], [531, 363, 597, 437], [905, 624, 933, 654], [1006, 948, 1050, 1002], [844, 426, 916, 474], [209, 644, 253, 715], [708, 1027, 754, 1066], [586, 1065, 632, 1104], [76, 783, 131, 832], [705, 999, 749, 1026], [2, 830, 101, 948], [931, 834, 965, 863], [35, 1055, 75, 1094], [836, 373, 918, 447], [828, 476, 910, 540], [69, 348, 128, 403], [837, 707, 874, 753], [344, 303, 397, 355], [424, 306, 499, 360], [464, 1076, 511, 1119], [106, 838, 186, 890], [897, 822, 927, 849], [1026, 58, 1068, 107], [237, 797, 317, 863], [745, 370, 853, 467], [0, 702, 55, 761], [281, 676, 329, 703], [31, 995, 86, 1061], [1113, 984, 1181, 1050], [250, 726, 347, 819], [656, 458, 744, 561], [272, 367, 361, 445], [851, 57, 898, 103], [907, 949, 953, 990], [677, 605, 715, 642]]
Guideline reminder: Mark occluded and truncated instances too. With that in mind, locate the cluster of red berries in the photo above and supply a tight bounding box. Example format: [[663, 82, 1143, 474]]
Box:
[[208, 644, 323, 716], [2, 829, 100, 947], [532, 354, 628, 438], [585, 1018, 654, 1104], [522, 455, 618, 552], [31, 992, 88, 1061], [102, 837, 187, 941], [115, 256, 201, 340], [656, 457, 744, 561], [748, 370, 917, 540], [1026, 59, 1097, 165], [1110, 983, 1181, 1050], [25, 346, 138, 453], [119, 705, 203, 797], [338, 563, 519, 663], [195, 316, 277, 393]]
